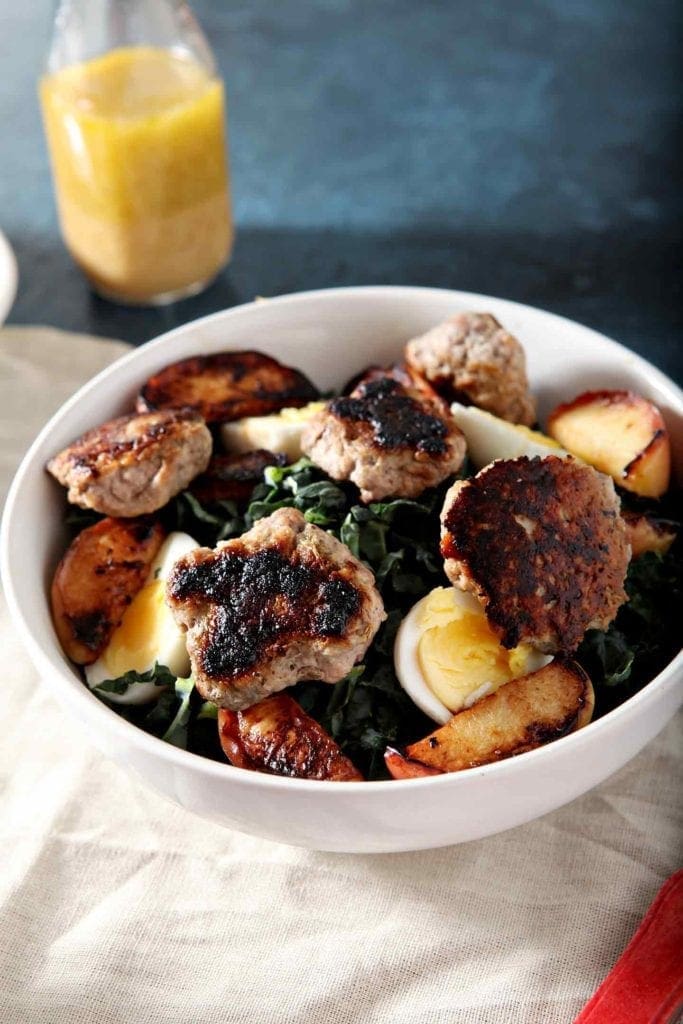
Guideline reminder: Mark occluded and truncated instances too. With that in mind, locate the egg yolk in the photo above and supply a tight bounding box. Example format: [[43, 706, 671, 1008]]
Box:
[[416, 587, 537, 712], [100, 578, 167, 678]]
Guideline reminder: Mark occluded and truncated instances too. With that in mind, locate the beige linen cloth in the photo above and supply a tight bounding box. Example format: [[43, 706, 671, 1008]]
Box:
[[0, 326, 681, 1024]]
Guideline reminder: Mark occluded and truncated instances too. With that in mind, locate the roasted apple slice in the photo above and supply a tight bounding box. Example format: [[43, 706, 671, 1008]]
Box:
[[137, 350, 319, 424], [547, 390, 671, 498], [622, 511, 677, 559], [51, 517, 166, 664], [217, 694, 363, 781], [387, 661, 594, 775]]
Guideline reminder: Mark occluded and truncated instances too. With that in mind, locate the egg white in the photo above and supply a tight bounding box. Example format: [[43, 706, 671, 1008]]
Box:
[[450, 402, 567, 469], [220, 401, 325, 462], [85, 531, 199, 704], [394, 588, 552, 724]]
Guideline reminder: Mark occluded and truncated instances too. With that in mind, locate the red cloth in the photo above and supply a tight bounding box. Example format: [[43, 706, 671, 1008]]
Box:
[[574, 870, 683, 1024]]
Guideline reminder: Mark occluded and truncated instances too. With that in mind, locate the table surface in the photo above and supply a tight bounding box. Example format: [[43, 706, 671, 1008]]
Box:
[[1, 0, 681, 380], [1, 326, 681, 1024]]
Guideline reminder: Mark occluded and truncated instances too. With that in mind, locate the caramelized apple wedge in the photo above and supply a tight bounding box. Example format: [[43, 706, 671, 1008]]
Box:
[[390, 661, 594, 775], [137, 351, 318, 424], [189, 449, 285, 505], [217, 694, 363, 781], [547, 390, 671, 498], [51, 517, 166, 664], [384, 749, 444, 780]]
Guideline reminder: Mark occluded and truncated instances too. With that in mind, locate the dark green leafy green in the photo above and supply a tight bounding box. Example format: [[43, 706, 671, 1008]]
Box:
[[92, 664, 227, 762], [579, 630, 635, 687], [162, 491, 244, 546], [245, 459, 352, 531], [197, 701, 219, 721], [577, 543, 682, 715]]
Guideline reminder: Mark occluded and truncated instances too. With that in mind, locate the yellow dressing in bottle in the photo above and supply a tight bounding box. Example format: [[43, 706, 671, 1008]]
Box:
[[40, 46, 233, 304]]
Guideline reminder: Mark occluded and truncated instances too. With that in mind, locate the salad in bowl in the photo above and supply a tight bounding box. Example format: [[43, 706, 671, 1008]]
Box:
[[42, 308, 681, 782], [2, 287, 681, 850]]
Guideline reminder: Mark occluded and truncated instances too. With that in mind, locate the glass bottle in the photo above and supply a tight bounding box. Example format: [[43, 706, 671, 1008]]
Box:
[[40, 0, 233, 306]]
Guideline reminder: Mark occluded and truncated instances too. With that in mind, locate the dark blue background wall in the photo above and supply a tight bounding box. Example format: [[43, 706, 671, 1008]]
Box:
[[1, 0, 680, 375]]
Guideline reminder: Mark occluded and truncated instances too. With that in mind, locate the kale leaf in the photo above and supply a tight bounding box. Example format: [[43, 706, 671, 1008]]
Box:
[[162, 491, 244, 546], [577, 544, 683, 716], [92, 664, 224, 758]]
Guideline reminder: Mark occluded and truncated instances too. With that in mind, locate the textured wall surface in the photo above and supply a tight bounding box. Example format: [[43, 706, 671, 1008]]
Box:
[[0, 0, 680, 373]]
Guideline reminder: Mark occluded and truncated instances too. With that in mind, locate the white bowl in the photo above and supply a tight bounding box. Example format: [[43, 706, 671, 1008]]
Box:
[[2, 286, 682, 853]]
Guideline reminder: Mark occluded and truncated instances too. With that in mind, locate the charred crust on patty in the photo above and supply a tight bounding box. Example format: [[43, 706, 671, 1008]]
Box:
[[170, 545, 361, 678], [440, 456, 630, 653], [166, 507, 386, 709], [49, 408, 205, 479], [301, 365, 466, 502], [329, 376, 449, 456]]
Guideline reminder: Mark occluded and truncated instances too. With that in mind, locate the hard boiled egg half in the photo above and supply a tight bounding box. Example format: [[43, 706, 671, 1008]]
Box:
[[394, 587, 552, 724], [450, 402, 567, 469], [85, 531, 199, 704], [220, 401, 325, 462]]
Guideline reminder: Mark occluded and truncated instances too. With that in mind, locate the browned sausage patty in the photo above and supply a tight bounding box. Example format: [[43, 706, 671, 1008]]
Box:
[[137, 350, 318, 424], [440, 456, 630, 653], [218, 695, 363, 780], [405, 312, 535, 425], [301, 365, 466, 502], [166, 507, 385, 710], [47, 408, 212, 517]]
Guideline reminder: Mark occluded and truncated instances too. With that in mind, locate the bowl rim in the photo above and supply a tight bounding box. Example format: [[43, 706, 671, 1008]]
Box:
[[0, 229, 18, 326], [2, 284, 682, 794]]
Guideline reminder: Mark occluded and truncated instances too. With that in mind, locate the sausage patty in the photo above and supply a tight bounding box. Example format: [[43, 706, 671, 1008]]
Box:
[[440, 456, 630, 653], [166, 507, 386, 710], [301, 365, 466, 503], [47, 408, 212, 518], [405, 312, 535, 425]]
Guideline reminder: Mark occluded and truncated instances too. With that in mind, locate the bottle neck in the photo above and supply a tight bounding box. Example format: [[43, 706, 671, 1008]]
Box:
[[47, 0, 215, 75]]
